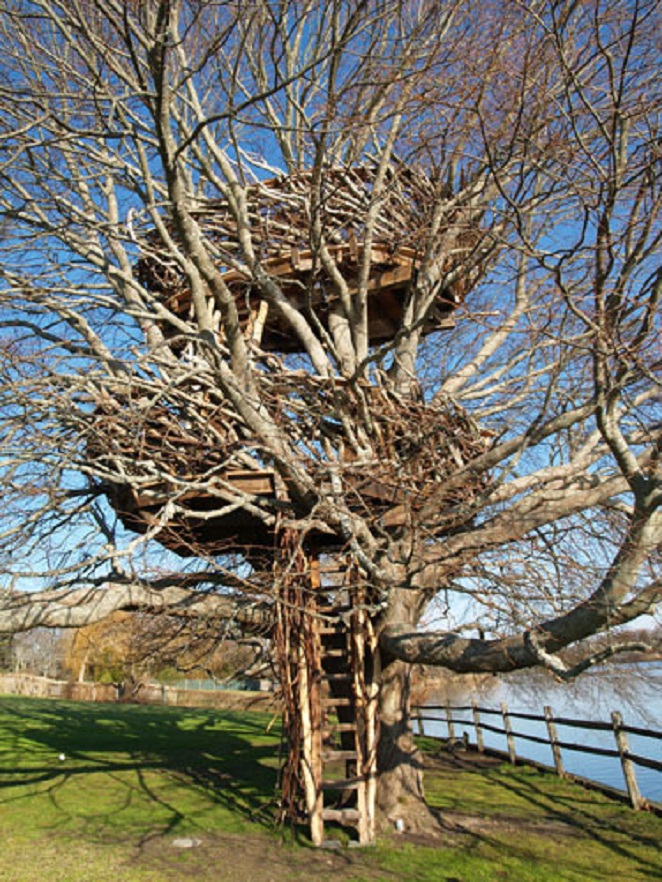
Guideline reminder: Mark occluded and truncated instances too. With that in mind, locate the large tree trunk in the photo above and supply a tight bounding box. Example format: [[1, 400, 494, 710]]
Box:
[[376, 658, 425, 822], [376, 588, 440, 834]]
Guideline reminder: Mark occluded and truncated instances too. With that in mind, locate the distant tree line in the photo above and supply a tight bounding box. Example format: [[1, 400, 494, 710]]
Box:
[[0, 614, 262, 687]]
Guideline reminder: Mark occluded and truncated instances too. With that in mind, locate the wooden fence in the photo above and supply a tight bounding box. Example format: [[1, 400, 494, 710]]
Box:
[[413, 700, 662, 812], [0, 673, 276, 712]]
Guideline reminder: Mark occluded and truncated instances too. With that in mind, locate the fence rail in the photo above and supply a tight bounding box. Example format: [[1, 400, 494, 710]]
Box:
[[413, 700, 662, 812]]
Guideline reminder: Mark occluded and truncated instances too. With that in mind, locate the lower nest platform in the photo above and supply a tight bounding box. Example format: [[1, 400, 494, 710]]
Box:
[[104, 466, 417, 556], [93, 388, 492, 557], [106, 469, 280, 556], [103, 463, 488, 557]]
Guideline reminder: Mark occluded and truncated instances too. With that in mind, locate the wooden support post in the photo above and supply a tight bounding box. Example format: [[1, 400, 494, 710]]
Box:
[[445, 702, 455, 743], [298, 640, 323, 845], [472, 700, 484, 753], [248, 299, 269, 345], [363, 619, 379, 845], [544, 705, 564, 777], [501, 701, 516, 764], [351, 606, 369, 846], [611, 711, 644, 810], [417, 707, 425, 737]]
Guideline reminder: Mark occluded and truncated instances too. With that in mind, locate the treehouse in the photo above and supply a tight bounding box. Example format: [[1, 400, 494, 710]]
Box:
[[90, 164, 488, 845], [93, 165, 485, 556], [137, 165, 480, 354]]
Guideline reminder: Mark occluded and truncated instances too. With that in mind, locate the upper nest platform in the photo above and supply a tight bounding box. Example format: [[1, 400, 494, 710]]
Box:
[[137, 165, 480, 353]]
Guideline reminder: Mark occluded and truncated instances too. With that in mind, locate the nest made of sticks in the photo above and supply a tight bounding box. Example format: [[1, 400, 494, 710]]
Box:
[[87, 392, 245, 483], [136, 162, 480, 307], [260, 373, 493, 524], [88, 372, 492, 547], [347, 391, 492, 509]]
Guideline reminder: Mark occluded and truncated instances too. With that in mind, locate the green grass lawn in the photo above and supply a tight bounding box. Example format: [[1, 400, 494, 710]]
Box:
[[0, 696, 660, 881]]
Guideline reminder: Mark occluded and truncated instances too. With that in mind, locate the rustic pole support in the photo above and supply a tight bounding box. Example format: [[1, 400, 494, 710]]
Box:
[[297, 640, 323, 845], [250, 299, 269, 345], [501, 701, 516, 764], [364, 627, 380, 845], [472, 700, 484, 753], [544, 705, 564, 777], [611, 711, 644, 810]]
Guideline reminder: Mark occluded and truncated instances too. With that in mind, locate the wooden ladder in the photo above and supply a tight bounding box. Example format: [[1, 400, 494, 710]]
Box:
[[307, 565, 379, 847]]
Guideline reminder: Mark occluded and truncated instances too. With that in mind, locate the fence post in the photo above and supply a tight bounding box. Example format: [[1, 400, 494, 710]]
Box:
[[501, 701, 516, 764], [611, 711, 644, 810], [417, 706, 425, 737], [544, 705, 564, 777], [472, 700, 484, 753], [445, 702, 456, 743]]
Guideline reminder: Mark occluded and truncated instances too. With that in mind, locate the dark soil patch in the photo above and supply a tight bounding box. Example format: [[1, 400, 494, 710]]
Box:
[[424, 747, 505, 773], [439, 809, 581, 838], [134, 831, 391, 881]]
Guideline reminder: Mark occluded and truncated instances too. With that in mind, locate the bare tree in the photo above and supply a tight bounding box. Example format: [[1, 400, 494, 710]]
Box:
[[6, 628, 64, 678], [61, 610, 261, 686], [0, 0, 660, 833]]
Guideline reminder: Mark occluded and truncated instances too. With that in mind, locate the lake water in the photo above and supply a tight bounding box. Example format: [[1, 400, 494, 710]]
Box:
[[418, 661, 662, 804]]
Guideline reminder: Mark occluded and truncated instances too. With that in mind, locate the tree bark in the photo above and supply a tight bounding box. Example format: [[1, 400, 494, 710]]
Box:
[[376, 656, 434, 832], [0, 581, 272, 634], [376, 587, 440, 834]]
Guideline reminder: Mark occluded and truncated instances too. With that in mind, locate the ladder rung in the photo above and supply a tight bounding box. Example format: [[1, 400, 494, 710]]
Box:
[[324, 672, 352, 681], [322, 749, 357, 761], [320, 641, 347, 651], [322, 648, 347, 657], [321, 697, 352, 706], [321, 777, 363, 790], [321, 808, 361, 823], [322, 722, 356, 734]]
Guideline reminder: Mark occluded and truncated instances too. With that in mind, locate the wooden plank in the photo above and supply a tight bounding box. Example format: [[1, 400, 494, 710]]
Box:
[[322, 722, 357, 734], [321, 808, 360, 823], [309, 609, 324, 845], [544, 705, 563, 776], [321, 696, 352, 707], [298, 637, 324, 846], [222, 469, 278, 494], [321, 749, 357, 761], [349, 477, 404, 504], [359, 609, 379, 844], [501, 702, 517, 765], [350, 606, 370, 846], [321, 777, 363, 790], [220, 243, 417, 287], [612, 711, 645, 810], [130, 470, 278, 509]]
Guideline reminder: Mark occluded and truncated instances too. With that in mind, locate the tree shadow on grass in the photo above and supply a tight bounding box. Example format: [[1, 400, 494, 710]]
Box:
[[0, 696, 281, 843], [425, 750, 662, 879]]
